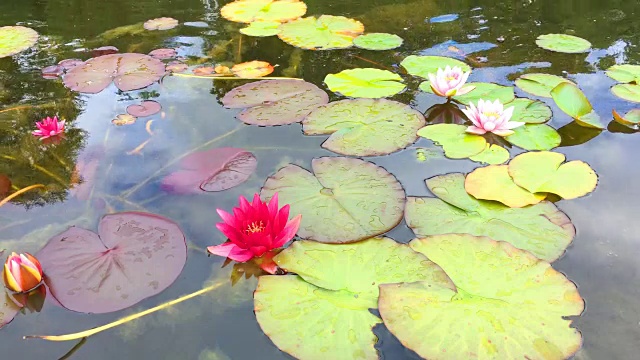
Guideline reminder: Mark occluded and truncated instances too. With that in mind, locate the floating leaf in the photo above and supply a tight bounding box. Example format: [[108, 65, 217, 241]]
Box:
[[0, 26, 39, 58], [231, 60, 274, 78], [112, 113, 137, 126], [143, 17, 179, 31], [36, 212, 187, 313], [400, 55, 470, 79], [58, 59, 84, 71], [405, 173, 575, 261], [126, 100, 162, 117], [465, 165, 545, 208], [148, 48, 177, 59], [535, 33, 591, 53], [379, 234, 584, 360], [606, 64, 640, 83], [612, 109, 640, 128], [221, 79, 328, 125], [166, 61, 188, 73], [278, 15, 364, 50], [508, 151, 598, 200], [302, 98, 425, 156], [193, 66, 215, 75], [551, 82, 604, 129], [353, 33, 403, 50], [417, 124, 486, 159], [255, 237, 452, 360], [450, 82, 515, 105], [92, 46, 119, 56], [260, 157, 405, 243], [161, 148, 257, 193], [41, 65, 64, 79], [505, 124, 561, 150], [324, 68, 405, 98], [468, 144, 510, 165], [221, 0, 307, 23], [611, 83, 640, 103], [239, 21, 281, 37], [63, 53, 165, 94], [508, 97, 552, 123], [514, 73, 574, 98]]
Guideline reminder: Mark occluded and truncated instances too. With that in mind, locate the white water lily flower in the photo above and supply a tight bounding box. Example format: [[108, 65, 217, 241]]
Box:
[[428, 66, 474, 97], [462, 99, 523, 136]]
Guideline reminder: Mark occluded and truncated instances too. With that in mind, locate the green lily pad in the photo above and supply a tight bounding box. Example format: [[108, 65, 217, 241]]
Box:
[[417, 124, 487, 159], [353, 33, 403, 50], [508, 151, 598, 200], [324, 68, 405, 98], [465, 165, 546, 208], [379, 234, 584, 360], [605, 64, 640, 83], [505, 124, 561, 150], [551, 82, 604, 129], [239, 21, 281, 37], [260, 157, 405, 243], [302, 98, 425, 156], [278, 15, 364, 50], [508, 98, 552, 123], [221, 0, 307, 23], [612, 109, 640, 127], [514, 73, 574, 98], [611, 83, 640, 103], [0, 26, 39, 58], [535, 33, 591, 53], [468, 144, 510, 165], [405, 173, 576, 261], [450, 82, 515, 105], [255, 237, 452, 360], [400, 55, 470, 79]]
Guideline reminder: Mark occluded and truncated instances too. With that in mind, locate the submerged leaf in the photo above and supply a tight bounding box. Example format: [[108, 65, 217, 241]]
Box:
[[0, 26, 39, 58], [465, 165, 545, 208], [535, 33, 591, 53], [277, 15, 364, 50], [324, 68, 405, 98]]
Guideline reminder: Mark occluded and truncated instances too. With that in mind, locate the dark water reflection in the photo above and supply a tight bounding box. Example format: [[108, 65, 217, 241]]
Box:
[[0, 0, 639, 358]]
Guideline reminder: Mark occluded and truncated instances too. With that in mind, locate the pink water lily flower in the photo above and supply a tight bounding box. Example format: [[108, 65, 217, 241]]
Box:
[[428, 66, 474, 98], [3, 252, 43, 293], [32, 116, 65, 140], [207, 193, 301, 274], [462, 99, 523, 136]]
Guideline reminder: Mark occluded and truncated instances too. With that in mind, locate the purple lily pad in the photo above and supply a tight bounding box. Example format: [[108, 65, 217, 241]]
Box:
[[126, 100, 162, 117], [161, 148, 257, 193], [166, 61, 188, 73], [63, 53, 165, 94], [36, 212, 187, 314], [149, 48, 177, 59], [58, 58, 84, 70], [41, 65, 64, 79], [144, 17, 179, 31], [221, 79, 329, 126], [92, 45, 119, 57]]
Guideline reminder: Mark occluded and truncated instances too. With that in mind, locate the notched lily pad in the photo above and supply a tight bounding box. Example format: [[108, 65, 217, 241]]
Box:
[[449, 82, 515, 105], [536, 33, 591, 53], [465, 165, 545, 208], [278, 15, 364, 50], [551, 82, 604, 129], [353, 33, 403, 50], [126, 100, 162, 117], [240, 21, 281, 37], [606, 64, 640, 83], [221, 0, 307, 23], [505, 123, 561, 151], [515, 73, 574, 98], [303, 98, 425, 156], [401, 55, 470, 79], [611, 83, 640, 103], [0, 26, 39, 58], [417, 124, 486, 159], [144, 17, 179, 30], [221, 79, 328, 125], [260, 157, 405, 243], [508, 97, 552, 123], [324, 68, 405, 98], [468, 144, 510, 165]]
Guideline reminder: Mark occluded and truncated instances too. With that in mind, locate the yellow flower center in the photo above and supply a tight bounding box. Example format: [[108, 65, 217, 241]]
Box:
[[483, 111, 500, 119], [245, 221, 266, 234], [446, 75, 458, 81]]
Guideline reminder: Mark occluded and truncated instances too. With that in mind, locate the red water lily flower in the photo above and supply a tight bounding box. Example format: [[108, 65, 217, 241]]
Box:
[[3, 252, 43, 293], [208, 193, 301, 274], [32, 116, 65, 140]]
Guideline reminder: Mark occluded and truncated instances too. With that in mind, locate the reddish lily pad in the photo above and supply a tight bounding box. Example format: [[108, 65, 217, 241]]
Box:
[[92, 46, 119, 56], [111, 113, 137, 126], [41, 65, 64, 79], [278, 15, 364, 50], [161, 148, 257, 193], [144, 17, 179, 31], [0, 26, 39, 58], [0, 174, 11, 196], [231, 60, 274, 78], [193, 66, 215, 75], [221, 79, 328, 126], [126, 100, 162, 117], [63, 53, 165, 93], [166, 61, 188, 73], [58, 58, 84, 70], [36, 212, 187, 313], [148, 48, 177, 59]]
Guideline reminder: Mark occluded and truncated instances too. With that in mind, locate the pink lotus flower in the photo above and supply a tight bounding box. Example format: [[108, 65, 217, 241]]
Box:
[[208, 193, 301, 274], [428, 66, 474, 98], [462, 99, 523, 136], [3, 252, 43, 293], [32, 116, 65, 140]]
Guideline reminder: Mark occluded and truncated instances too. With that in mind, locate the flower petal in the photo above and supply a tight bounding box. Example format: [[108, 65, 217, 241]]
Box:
[[273, 214, 301, 248], [466, 126, 487, 135], [492, 129, 515, 136], [207, 242, 254, 262], [216, 222, 246, 247]]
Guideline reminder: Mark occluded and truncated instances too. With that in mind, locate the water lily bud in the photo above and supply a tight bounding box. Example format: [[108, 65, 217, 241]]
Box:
[[3, 252, 43, 293]]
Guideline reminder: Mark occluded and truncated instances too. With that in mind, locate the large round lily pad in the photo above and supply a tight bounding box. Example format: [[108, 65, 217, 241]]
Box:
[[515, 73, 574, 98], [221, 79, 328, 125], [405, 173, 575, 261], [508, 97, 552, 124], [417, 124, 487, 159], [379, 234, 584, 360], [240, 21, 281, 37], [260, 157, 405, 243], [278, 15, 364, 50], [465, 165, 545, 208], [63, 53, 165, 93], [0, 26, 39, 58], [400, 55, 470, 79], [505, 124, 561, 150], [324, 68, 405, 98], [508, 151, 598, 200], [606, 64, 640, 83], [448, 82, 515, 105], [254, 237, 452, 360], [353, 33, 403, 50], [302, 98, 425, 156], [36, 212, 187, 313], [221, 0, 307, 23], [611, 83, 640, 103], [536, 33, 591, 53], [551, 82, 604, 129]]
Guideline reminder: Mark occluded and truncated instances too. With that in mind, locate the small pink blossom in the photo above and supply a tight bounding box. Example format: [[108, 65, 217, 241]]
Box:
[[428, 66, 474, 98], [462, 99, 523, 136], [32, 116, 65, 140]]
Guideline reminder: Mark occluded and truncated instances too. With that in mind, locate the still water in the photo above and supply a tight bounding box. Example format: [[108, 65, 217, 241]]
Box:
[[0, 0, 639, 359]]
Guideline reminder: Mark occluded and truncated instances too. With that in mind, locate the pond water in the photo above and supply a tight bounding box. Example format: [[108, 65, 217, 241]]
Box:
[[1, 0, 639, 359]]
